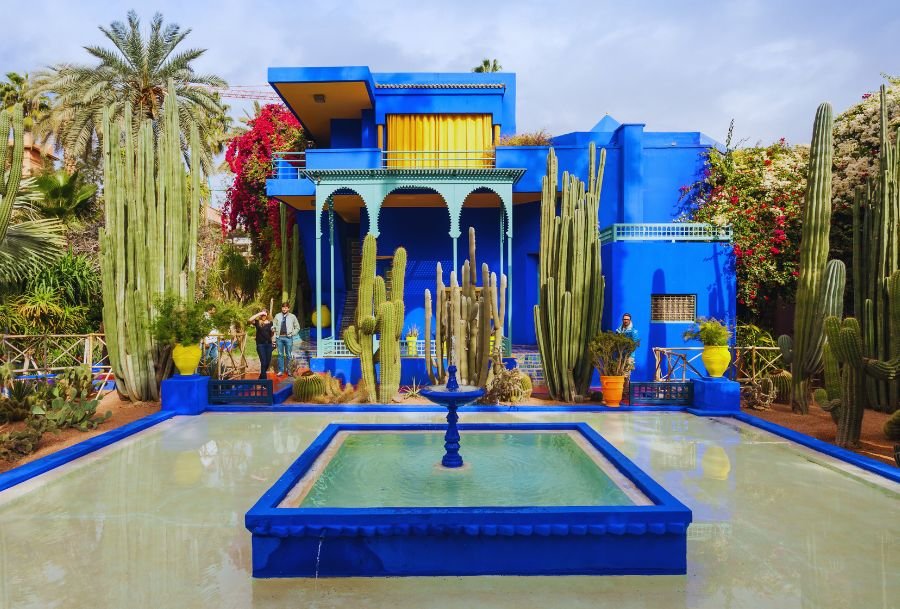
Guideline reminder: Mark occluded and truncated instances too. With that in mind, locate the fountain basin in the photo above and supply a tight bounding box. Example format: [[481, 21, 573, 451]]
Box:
[[245, 422, 692, 577]]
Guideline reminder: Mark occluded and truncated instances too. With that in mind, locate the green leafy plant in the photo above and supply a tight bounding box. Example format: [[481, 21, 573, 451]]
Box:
[[51, 365, 94, 402], [400, 377, 423, 400], [589, 332, 638, 376], [683, 318, 731, 346], [151, 296, 214, 346]]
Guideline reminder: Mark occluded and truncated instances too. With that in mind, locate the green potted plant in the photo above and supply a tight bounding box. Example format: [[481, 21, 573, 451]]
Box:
[[683, 317, 732, 378], [152, 296, 214, 375], [405, 325, 419, 356], [589, 331, 638, 407]]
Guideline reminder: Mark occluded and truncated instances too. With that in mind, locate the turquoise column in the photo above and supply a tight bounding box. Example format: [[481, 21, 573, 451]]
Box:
[[328, 197, 335, 344]]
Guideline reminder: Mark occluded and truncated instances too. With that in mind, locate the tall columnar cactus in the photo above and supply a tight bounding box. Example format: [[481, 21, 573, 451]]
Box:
[[778, 103, 841, 413], [534, 143, 606, 402], [343, 234, 406, 403], [0, 104, 24, 243], [815, 309, 900, 447], [424, 227, 506, 387], [279, 205, 299, 310], [851, 85, 900, 413], [100, 82, 201, 401]]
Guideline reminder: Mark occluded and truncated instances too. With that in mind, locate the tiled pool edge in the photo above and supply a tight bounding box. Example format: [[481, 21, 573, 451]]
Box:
[[0, 411, 176, 492], [245, 422, 692, 577]]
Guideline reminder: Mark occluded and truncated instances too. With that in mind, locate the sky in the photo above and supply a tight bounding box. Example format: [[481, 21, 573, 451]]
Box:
[[2, 0, 898, 148]]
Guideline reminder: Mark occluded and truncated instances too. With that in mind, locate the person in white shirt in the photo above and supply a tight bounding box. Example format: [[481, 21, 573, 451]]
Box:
[[273, 302, 302, 376]]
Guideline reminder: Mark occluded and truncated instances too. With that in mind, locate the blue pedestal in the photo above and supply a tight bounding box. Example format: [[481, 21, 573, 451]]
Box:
[[161, 375, 209, 415], [692, 377, 740, 411]]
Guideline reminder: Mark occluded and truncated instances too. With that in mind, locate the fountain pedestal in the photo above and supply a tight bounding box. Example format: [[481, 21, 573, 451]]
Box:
[[419, 365, 484, 469]]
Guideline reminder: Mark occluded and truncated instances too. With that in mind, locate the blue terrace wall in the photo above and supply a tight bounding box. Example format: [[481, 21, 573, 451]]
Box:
[[601, 241, 737, 381]]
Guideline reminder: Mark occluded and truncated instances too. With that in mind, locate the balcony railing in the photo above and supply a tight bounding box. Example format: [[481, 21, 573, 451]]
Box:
[[599, 223, 733, 244], [270, 149, 500, 179], [382, 150, 495, 169], [270, 151, 306, 179]]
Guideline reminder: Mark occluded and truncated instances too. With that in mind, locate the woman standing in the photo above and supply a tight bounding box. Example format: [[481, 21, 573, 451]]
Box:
[[249, 309, 275, 380]]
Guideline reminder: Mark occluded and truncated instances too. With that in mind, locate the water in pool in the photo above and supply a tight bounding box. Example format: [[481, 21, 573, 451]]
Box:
[[294, 431, 636, 508]]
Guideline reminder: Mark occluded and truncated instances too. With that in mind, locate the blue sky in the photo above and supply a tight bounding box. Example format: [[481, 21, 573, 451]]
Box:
[[2, 0, 898, 146]]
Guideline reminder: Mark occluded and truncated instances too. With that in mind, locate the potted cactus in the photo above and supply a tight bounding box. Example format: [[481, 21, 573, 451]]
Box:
[[152, 296, 214, 376], [683, 318, 732, 378], [589, 332, 638, 407], [405, 325, 419, 356]]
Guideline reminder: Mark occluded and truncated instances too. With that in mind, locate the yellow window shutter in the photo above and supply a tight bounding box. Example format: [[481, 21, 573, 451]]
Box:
[[386, 114, 492, 167]]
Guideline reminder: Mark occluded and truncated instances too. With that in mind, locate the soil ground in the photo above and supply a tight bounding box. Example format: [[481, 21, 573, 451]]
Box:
[[0, 392, 160, 475]]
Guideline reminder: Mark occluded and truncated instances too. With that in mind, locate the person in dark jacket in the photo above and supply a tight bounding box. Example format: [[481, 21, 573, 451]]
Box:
[[249, 309, 275, 380]]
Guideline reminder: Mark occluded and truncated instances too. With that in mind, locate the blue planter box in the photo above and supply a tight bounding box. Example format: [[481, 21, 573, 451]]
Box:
[[245, 422, 692, 577]]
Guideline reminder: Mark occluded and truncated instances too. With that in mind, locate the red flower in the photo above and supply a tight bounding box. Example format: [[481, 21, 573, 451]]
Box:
[[764, 159, 772, 166], [770, 247, 781, 255], [791, 270, 799, 277]]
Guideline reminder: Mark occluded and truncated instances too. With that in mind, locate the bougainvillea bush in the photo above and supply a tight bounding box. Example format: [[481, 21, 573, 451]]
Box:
[[222, 104, 306, 258], [680, 134, 808, 324]]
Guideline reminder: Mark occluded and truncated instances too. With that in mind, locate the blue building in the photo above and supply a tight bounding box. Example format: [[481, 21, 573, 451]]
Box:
[[265, 66, 735, 383]]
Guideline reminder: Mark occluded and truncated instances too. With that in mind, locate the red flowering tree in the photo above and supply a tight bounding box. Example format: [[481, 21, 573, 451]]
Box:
[[222, 104, 307, 258], [680, 136, 809, 325]]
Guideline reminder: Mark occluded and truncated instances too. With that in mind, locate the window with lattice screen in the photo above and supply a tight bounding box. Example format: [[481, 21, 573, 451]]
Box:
[[651, 295, 696, 322]]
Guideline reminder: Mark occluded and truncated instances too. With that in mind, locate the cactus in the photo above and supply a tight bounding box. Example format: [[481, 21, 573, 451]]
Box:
[[0, 104, 24, 243], [779, 103, 843, 413], [884, 410, 900, 441], [100, 80, 202, 401], [534, 143, 606, 402], [279, 205, 299, 311], [343, 234, 406, 403], [817, 313, 900, 447], [851, 86, 900, 413], [292, 372, 326, 401], [424, 227, 505, 387]]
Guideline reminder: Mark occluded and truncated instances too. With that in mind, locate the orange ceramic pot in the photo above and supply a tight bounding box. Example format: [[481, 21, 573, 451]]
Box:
[[600, 375, 626, 407]]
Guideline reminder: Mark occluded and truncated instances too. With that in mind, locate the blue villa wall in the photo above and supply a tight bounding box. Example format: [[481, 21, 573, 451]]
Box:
[[602, 241, 737, 379], [267, 66, 734, 383]]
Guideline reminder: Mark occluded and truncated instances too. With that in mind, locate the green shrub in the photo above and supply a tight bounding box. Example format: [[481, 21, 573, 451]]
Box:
[[497, 129, 552, 146], [151, 295, 214, 345], [683, 317, 731, 346], [589, 331, 638, 376]]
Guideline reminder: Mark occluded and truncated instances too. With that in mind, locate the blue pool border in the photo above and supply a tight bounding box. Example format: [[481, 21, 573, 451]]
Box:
[[1, 405, 896, 495], [245, 422, 693, 577], [0, 411, 175, 492]]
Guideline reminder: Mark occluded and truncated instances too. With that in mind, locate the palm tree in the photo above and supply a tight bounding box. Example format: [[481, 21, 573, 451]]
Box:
[[1, 105, 66, 285], [32, 170, 97, 224], [32, 11, 228, 173], [472, 58, 503, 73], [0, 73, 52, 133]]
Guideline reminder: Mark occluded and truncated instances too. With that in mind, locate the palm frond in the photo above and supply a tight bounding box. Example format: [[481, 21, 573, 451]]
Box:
[[0, 218, 66, 284]]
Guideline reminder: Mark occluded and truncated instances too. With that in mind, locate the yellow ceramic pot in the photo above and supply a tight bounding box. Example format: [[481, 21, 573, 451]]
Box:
[[701, 445, 731, 480], [600, 375, 626, 407], [701, 345, 731, 378], [406, 336, 418, 356], [172, 343, 202, 376]]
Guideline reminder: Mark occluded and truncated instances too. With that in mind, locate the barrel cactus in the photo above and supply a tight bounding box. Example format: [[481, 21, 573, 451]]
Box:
[[292, 372, 326, 402], [343, 234, 406, 403], [534, 142, 606, 402], [884, 410, 900, 441]]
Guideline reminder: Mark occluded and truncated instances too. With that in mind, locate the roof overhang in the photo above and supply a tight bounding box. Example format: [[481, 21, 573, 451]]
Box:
[[268, 67, 376, 145]]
